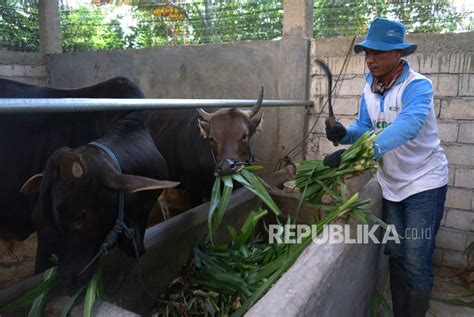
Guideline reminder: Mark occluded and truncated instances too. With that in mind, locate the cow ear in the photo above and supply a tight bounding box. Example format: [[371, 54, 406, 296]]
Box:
[[250, 112, 264, 134], [104, 172, 180, 193], [197, 119, 210, 138], [20, 174, 43, 195]]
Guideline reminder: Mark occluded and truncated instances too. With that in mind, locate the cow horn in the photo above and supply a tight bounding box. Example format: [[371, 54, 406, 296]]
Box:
[[197, 108, 211, 122], [244, 86, 263, 119], [193, 90, 212, 122]]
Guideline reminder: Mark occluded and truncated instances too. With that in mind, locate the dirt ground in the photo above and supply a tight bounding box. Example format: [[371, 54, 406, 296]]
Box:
[[0, 233, 37, 290], [383, 266, 474, 317]]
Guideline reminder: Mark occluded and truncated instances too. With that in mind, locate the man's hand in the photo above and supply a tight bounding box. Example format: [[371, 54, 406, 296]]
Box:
[[325, 119, 346, 143], [323, 149, 345, 168]]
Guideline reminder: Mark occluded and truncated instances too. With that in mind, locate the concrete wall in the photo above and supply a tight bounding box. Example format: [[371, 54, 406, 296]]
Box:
[[47, 38, 310, 171], [309, 32, 474, 268], [248, 176, 386, 317], [0, 51, 47, 85]]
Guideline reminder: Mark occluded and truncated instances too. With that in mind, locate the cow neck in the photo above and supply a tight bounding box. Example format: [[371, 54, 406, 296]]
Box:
[[77, 141, 135, 277]]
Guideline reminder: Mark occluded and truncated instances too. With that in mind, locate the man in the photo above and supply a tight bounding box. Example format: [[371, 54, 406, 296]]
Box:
[[324, 18, 448, 317]]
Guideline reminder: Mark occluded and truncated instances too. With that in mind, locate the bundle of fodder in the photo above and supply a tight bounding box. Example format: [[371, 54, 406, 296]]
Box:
[[295, 130, 379, 205]]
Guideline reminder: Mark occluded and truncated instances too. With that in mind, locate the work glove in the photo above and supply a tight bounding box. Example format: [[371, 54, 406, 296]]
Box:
[[325, 119, 346, 143], [323, 149, 345, 168]]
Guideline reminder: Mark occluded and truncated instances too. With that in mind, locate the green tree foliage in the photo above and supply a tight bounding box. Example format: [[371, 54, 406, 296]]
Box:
[[60, 5, 173, 51], [0, 0, 40, 51], [184, 0, 283, 44], [313, 0, 462, 38], [0, 0, 470, 53]]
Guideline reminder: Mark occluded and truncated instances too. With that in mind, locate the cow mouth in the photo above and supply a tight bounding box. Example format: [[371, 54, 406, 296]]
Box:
[[214, 158, 246, 176], [235, 164, 245, 172]]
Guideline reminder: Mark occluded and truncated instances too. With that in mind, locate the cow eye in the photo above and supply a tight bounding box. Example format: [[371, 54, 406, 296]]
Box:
[[209, 137, 216, 144], [241, 135, 248, 141]]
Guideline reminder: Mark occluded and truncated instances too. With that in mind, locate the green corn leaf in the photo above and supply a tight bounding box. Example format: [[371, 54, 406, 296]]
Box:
[[227, 225, 238, 240], [0, 266, 58, 314], [28, 267, 57, 317], [313, 178, 341, 202], [370, 291, 394, 317], [234, 209, 268, 249], [232, 172, 281, 216], [243, 165, 263, 171], [208, 177, 222, 243], [60, 287, 84, 317], [350, 209, 368, 224], [84, 273, 98, 317], [230, 173, 252, 188], [209, 176, 233, 242], [243, 170, 282, 215], [95, 266, 108, 302]]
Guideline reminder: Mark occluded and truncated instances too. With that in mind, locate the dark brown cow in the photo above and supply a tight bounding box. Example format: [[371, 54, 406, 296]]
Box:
[[21, 111, 179, 289], [0, 76, 144, 251]]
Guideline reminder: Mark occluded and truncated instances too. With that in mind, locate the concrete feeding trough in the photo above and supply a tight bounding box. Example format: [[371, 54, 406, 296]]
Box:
[[0, 169, 386, 316]]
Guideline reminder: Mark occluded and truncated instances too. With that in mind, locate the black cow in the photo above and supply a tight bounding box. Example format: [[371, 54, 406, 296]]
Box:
[[0, 77, 144, 274], [145, 88, 264, 206], [21, 110, 179, 288], [0, 77, 143, 257]]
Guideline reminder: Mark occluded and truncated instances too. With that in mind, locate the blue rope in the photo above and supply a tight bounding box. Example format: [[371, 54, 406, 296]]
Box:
[[89, 141, 125, 221], [78, 141, 134, 276]]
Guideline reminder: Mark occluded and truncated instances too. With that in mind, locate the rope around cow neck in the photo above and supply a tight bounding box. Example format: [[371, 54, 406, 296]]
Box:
[[77, 141, 135, 277]]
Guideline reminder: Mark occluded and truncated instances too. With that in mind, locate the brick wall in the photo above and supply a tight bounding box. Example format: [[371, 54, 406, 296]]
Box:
[[309, 32, 474, 268], [0, 51, 47, 85]]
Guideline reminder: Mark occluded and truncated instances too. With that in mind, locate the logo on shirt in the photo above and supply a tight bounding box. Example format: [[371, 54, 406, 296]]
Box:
[[373, 119, 391, 130], [388, 105, 400, 111]]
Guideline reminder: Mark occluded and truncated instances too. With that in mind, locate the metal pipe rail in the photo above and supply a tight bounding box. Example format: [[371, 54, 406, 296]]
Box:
[[0, 98, 313, 114]]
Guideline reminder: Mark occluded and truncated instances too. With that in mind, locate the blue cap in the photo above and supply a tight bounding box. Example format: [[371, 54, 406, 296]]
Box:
[[354, 18, 417, 57]]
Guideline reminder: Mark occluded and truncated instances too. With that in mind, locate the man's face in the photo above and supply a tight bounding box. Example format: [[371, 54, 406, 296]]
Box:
[[364, 48, 402, 81]]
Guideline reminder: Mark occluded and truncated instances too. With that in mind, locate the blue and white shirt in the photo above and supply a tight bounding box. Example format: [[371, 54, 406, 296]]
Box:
[[340, 61, 448, 201]]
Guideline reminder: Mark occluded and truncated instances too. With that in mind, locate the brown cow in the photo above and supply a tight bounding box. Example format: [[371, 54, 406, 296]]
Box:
[[145, 87, 264, 207]]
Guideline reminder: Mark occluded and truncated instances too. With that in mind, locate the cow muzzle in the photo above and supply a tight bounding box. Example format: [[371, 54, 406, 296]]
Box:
[[215, 159, 243, 176]]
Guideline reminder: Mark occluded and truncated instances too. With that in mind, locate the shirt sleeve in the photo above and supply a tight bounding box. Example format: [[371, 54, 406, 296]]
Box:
[[340, 94, 372, 144], [373, 79, 433, 159]]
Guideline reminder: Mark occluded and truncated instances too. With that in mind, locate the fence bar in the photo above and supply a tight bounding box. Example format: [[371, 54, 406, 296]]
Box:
[[0, 98, 313, 114]]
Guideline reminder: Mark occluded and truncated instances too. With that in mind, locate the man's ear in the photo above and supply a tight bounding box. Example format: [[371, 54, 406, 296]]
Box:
[[198, 119, 210, 138], [20, 174, 43, 194]]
